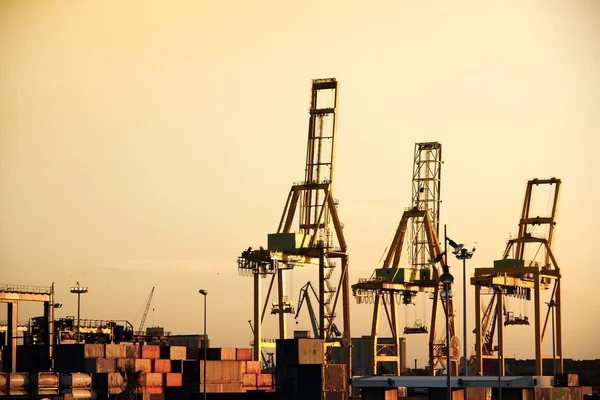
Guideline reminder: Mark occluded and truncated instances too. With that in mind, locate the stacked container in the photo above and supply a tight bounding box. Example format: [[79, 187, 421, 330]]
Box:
[[276, 338, 347, 400], [0, 372, 6, 396], [9, 372, 30, 395], [36, 371, 60, 396], [60, 372, 93, 399]]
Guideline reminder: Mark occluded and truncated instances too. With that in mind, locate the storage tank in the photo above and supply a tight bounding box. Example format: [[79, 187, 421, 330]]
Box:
[[9, 372, 30, 390], [60, 372, 92, 388]]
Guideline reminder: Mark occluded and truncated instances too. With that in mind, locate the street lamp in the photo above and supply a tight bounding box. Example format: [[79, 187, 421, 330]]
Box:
[[199, 289, 208, 400], [69, 282, 88, 344], [440, 272, 454, 400], [450, 239, 476, 400], [546, 299, 557, 382]]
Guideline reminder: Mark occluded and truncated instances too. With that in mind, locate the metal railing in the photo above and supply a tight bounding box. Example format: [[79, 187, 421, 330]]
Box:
[[0, 284, 52, 294]]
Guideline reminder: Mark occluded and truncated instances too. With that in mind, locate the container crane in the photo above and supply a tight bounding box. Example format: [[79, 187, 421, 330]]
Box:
[[237, 79, 351, 380], [352, 142, 459, 376], [138, 287, 155, 334], [294, 281, 341, 340], [472, 178, 563, 376]]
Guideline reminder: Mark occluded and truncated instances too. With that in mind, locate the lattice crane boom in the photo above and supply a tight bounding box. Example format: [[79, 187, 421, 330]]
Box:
[[138, 287, 155, 334]]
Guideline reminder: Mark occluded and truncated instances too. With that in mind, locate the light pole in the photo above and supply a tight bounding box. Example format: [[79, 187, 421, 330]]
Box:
[[440, 272, 454, 400], [199, 289, 208, 400], [546, 299, 557, 381], [454, 245, 475, 400], [69, 282, 88, 344]]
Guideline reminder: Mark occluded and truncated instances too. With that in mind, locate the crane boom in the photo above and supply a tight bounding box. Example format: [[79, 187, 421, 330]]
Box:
[[138, 287, 155, 333], [295, 282, 320, 338]]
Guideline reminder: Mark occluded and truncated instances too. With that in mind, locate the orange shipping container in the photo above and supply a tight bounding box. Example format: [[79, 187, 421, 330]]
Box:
[[159, 346, 186, 360], [242, 373, 257, 387], [204, 382, 243, 393], [141, 345, 160, 359], [142, 392, 165, 400], [135, 359, 152, 373], [236, 348, 252, 361], [245, 361, 261, 374], [257, 374, 272, 388], [105, 344, 126, 359], [141, 373, 163, 388], [153, 359, 171, 373], [200, 360, 246, 382], [163, 373, 182, 387], [143, 386, 164, 394]]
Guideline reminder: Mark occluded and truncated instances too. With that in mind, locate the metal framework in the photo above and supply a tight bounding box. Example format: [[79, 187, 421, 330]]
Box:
[[0, 284, 54, 372], [352, 142, 458, 376], [472, 178, 562, 376], [237, 78, 351, 376]]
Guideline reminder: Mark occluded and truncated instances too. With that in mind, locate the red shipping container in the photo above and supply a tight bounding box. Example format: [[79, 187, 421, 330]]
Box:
[[257, 374, 272, 388], [153, 359, 171, 373], [246, 361, 261, 374], [236, 348, 252, 361], [163, 373, 182, 387], [141, 345, 160, 359]]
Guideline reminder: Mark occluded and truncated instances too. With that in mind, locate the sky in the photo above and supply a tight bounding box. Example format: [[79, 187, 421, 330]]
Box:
[[1, 0, 599, 366]]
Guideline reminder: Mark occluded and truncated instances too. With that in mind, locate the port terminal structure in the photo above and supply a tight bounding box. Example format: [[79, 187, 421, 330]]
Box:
[[237, 78, 351, 378], [472, 178, 563, 377], [352, 142, 460, 376], [0, 284, 55, 372]]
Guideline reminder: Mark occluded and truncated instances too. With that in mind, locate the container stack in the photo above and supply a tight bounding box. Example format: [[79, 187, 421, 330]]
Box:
[[276, 338, 348, 400], [53, 343, 185, 399], [179, 347, 273, 395]]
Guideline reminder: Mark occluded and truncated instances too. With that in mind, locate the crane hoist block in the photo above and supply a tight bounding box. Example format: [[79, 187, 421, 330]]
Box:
[[493, 259, 539, 268], [268, 233, 313, 252], [375, 268, 418, 283]]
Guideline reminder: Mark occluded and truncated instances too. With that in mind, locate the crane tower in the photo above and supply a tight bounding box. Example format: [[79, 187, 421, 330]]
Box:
[[237, 78, 350, 376], [352, 142, 459, 375], [472, 178, 562, 376]]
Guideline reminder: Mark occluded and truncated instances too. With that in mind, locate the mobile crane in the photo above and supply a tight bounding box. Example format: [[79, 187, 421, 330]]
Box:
[[294, 281, 341, 340]]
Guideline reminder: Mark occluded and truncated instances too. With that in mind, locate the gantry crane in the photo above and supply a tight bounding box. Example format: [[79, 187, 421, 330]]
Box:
[[472, 178, 562, 376], [237, 78, 351, 377], [352, 142, 459, 376]]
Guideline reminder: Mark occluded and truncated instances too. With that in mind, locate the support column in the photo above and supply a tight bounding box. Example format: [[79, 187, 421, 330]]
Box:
[[534, 275, 542, 376], [497, 291, 505, 376], [341, 256, 352, 382], [277, 270, 286, 339], [390, 296, 400, 375], [475, 285, 482, 376], [555, 278, 563, 373], [7, 301, 17, 373], [370, 293, 381, 375], [253, 273, 261, 362]]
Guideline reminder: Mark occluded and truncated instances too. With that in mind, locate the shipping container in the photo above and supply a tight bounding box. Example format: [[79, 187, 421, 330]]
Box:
[[276, 364, 346, 393], [276, 338, 324, 366], [257, 374, 272, 388], [9, 372, 30, 390], [9, 390, 30, 395], [95, 372, 124, 391], [200, 360, 247, 383], [142, 393, 166, 400], [204, 381, 243, 393], [554, 374, 579, 387], [160, 345, 187, 360], [236, 348, 252, 361], [84, 357, 116, 373], [206, 348, 237, 361], [60, 373, 92, 388], [117, 358, 135, 370], [154, 359, 171, 373], [246, 361, 261, 374], [105, 344, 126, 359], [169, 334, 208, 349], [163, 372, 183, 387], [293, 330, 312, 338], [242, 373, 257, 387], [143, 386, 164, 394], [135, 358, 153, 373], [0, 373, 6, 390], [322, 364, 347, 391], [182, 360, 201, 383], [141, 345, 161, 359], [142, 373, 163, 387], [38, 372, 59, 388], [125, 344, 141, 358]]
